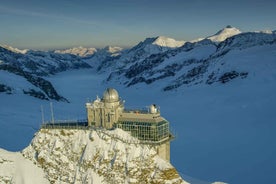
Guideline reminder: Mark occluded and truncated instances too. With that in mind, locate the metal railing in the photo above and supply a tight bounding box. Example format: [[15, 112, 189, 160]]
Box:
[[124, 108, 150, 114], [40, 119, 88, 129]]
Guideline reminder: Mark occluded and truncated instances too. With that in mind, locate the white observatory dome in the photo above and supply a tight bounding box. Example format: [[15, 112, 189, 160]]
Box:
[[103, 88, 119, 103]]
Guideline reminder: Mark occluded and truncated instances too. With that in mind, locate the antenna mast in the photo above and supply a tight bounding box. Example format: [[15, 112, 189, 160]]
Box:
[[41, 105, 45, 124], [50, 102, 55, 123]]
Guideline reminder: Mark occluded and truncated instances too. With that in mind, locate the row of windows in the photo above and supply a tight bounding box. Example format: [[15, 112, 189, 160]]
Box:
[[115, 120, 169, 141]]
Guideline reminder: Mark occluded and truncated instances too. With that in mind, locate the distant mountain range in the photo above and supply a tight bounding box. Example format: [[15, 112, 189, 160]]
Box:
[[1, 25, 276, 100]]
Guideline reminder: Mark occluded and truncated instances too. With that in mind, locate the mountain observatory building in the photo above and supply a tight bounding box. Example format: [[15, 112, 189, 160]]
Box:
[[86, 88, 172, 161]]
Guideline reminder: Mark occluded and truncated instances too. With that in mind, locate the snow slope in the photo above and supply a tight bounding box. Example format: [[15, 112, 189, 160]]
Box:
[[0, 149, 49, 183]]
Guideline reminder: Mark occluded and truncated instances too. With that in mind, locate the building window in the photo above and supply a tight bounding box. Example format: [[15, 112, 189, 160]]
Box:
[[116, 120, 169, 141]]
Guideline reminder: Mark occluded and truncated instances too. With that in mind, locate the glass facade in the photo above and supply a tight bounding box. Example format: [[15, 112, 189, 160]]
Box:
[[115, 120, 169, 141]]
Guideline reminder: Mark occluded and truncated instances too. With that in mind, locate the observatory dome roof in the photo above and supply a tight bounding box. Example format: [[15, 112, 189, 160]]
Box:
[[103, 88, 119, 102]]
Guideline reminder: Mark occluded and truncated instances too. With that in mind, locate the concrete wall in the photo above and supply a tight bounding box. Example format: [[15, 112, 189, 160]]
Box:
[[157, 142, 170, 162]]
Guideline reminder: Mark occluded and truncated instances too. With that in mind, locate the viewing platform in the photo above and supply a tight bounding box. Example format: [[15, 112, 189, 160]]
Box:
[[40, 119, 88, 129]]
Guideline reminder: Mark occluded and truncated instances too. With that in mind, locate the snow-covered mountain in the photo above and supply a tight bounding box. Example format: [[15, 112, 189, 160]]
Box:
[[0, 44, 29, 54], [0, 45, 91, 101], [16, 128, 187, 184], [0, 46, 90, 76], [54, 46, 97, 57], [152, 36, 185, 48], [207, 25, 242, 42], [101, 46, 124, 56], [127, 36, 185, 56], [83, 46, 124, 71], [95, 26, 241, 78], [90, 46, 123, 59], [105, 28, 276, 91], [96, 36, 185, 72]]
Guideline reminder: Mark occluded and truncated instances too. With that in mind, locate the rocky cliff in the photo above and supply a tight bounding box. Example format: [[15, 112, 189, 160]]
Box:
[[21, 128, 187, 184]]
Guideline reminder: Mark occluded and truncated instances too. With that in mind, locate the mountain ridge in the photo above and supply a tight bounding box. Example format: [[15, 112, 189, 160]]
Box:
[[0, 45, 91, 101], [104, 30, 276, 91], [54, 46, 97, 57]]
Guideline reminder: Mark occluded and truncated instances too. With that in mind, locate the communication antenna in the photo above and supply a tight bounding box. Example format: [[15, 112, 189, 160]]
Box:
[[50, 102, 55, 123], [146, 105, 150, 113], [40, 105, 45, 124]]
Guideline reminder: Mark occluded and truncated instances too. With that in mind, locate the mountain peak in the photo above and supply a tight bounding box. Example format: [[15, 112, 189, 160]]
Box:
[[226, 25, 233, 28], [207, 26, 242, 42], [153, 36, 185, 48], [54, 47, 97, 57], [256, 30, 274, 34], [102, 46, 123, 53], [0, 44, 28, 54]]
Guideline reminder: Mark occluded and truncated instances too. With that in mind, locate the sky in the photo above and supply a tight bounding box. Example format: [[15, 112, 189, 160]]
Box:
[[0, 0, 276, 50]]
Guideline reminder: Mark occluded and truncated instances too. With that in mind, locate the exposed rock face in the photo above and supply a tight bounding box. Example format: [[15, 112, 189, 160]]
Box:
[[22, 128, 187, 184]]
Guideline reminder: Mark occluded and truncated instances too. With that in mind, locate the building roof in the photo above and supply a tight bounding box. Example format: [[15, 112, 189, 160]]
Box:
[[118, 112, 165, 124], [102, 88, 119, 103]]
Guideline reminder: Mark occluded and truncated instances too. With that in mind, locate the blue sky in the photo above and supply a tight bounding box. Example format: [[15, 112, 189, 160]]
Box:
[[1, 0, 276, 49]]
